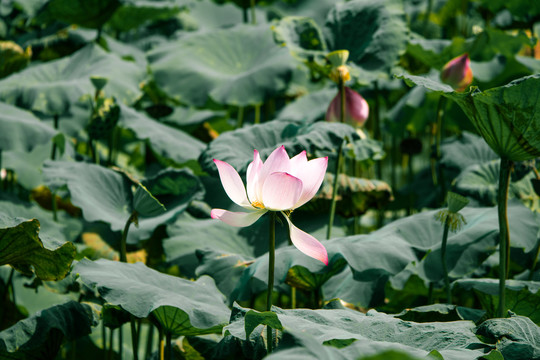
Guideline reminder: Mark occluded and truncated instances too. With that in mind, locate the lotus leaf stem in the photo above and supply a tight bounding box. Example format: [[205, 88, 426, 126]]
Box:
[[497, 158, 513, 318], [441, 219, 451, 303], [267, 211, 276, 353]]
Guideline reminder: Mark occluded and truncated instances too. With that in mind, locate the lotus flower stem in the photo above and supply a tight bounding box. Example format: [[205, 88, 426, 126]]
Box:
[[101, 322, 107, 358], [441, 219, 451, 303], [267, 211, 276, 353], [250, 0, 256, 24], [498, 158, 513, 318], [236, 106, 244, 128], [431, 96, 445, 186], [108, 328, 114, 360], [130, 315, 139, 360], [51, 114, 59, 160], [326, 80, 347, 239], [118, 326, 123, 359], [165, 332, 172, 360], [51, 190, 58, 222], [254, 104, 261, 124], [327, 140, 345, 239]]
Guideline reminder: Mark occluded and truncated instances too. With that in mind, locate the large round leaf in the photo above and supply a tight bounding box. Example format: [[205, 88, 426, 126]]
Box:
[[43, 161, 202, 243], [107, 0, 185, 32], [0, 214, 76, 281], [119, 104, 205, 164], [0, 301, 98, 358], [0, 44, 144, 115], [199, 120, 360, 176], [0, 102, 57, 152], [337, 202, 538, 285], [400, 73, 540, 161], [148, 24, 298, 106], [324, 0, 408, 73], [40, 0, 120, 28], [75, 258, 230, 335]]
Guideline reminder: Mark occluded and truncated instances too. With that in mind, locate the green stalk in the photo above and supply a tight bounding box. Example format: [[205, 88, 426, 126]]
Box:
[[165, 332, 172, 360], [51, 190, 58, 222], [236, 107, 244, 128], [266, 212, 276, 353], [242, 6, 248, 24], [108, 328, 114, 360], [373, 81, 382, 180], [441, 219, 451, 303], [119, 213, 139, 358], [158, 328, 164, 360], [120, 213, 136, 263], [254, 104, 261, 124], [118, 325, 123, 359], [327, 140, 344, 239], [497, 158, 513, 318], [50, 114, 59, 160], [250, 0, 256, 24], [327, 81, 347, 240], [145, 323, 155, 360], [101, 321, 107, 355], [130, 315, 139, 360]]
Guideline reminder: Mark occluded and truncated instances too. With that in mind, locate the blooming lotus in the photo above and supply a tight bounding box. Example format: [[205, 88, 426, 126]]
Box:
[[440, 53, 473, 92], [211, 146, 329, 265], [326, 86, 369, 126]]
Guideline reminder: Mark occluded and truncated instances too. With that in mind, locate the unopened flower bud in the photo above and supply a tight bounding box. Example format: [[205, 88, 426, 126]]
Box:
[[326, 87, 369, 126], [327, 50, 349, 67], [329, 65, 351, 84], [440, 54, 473, 92]]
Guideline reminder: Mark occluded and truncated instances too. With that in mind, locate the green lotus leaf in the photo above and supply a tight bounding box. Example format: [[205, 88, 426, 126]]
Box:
[[394, 304, 485, 324], [226, 303, 487, 357], [0, 301, 98, 359], [119, 104, 205, 165], [271, 16, 327, 59], [0, 102, 57, 152], [0, 41, 31, 78], [439, 132, 498, 173], [476, 313, 540, 360], [0, 214, 76, 281], [43, 161, 202, 244], [107, 0, 185, 32], [454, 161, 540, 211], [199, 120, 360, 176], [324, 0, 407, 73], [75, 258, 230, 335], [148, 24, 298, 107], [399, 73, 540, 161], [454, 279, 540, 324], [0, 44, 144, 115], [337, 202, 537, 285], [40, 0, 120, 29], [277, 87, 336, 123]]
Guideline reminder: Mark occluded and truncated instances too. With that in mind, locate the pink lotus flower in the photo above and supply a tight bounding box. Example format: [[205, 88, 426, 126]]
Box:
[[211, 146, 329, 265], [326, 87, 369, 126], [440, 54, 473, 92]]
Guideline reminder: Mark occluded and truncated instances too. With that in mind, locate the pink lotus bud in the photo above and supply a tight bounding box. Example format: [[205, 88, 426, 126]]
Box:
[[325, 87, 369, 126], [440, 54, 473, 92]]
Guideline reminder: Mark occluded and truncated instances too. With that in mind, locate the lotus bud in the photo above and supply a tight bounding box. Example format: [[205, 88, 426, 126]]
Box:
[[440, 54, 473, 92], [326, 87, 369, 126], [327, 50, 349, 67], [434, 191, 469, 232], [90, 76, 109, 92]]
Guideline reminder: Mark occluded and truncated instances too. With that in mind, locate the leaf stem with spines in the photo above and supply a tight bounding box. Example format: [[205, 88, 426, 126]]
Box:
[[266, 211, 276, 353], [327, 80, 346, 239], [441, 219, 451, 303], [497, 158, 513, 318], [119, 212, 139, 359]]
